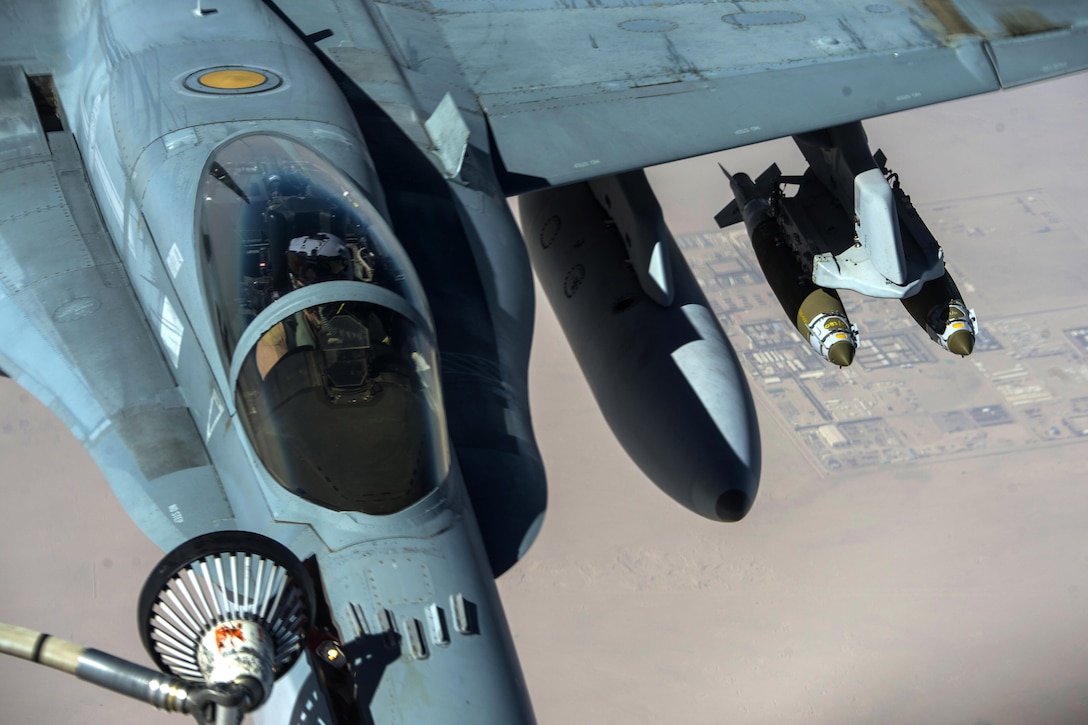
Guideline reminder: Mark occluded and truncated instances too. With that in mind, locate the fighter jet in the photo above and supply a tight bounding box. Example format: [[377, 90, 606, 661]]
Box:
[[0, 0, 1084, 722]]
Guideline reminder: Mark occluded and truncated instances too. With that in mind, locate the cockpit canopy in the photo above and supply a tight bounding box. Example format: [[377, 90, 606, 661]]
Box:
[[198, 134, 428, 358], [198, 134, 448, 515]]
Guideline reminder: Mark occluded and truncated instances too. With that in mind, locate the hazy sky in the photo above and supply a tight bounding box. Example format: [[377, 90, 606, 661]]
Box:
[[1, 69, 1087, 724]]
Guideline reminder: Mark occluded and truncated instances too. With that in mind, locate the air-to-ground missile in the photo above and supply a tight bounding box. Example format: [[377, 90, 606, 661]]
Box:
[[900, 269, 977, 356], [716, 168, 859, 367]]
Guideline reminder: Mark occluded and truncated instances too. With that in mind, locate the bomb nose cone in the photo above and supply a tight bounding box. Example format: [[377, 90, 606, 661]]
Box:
[[827, 340, 856, 367], [715, 489, 753, 522], [947, 329, 975, 356]]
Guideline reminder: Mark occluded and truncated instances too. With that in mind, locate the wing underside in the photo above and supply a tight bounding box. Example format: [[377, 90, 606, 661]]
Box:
[[272, 0, 1088, 190], [436, 0, 1088, 186], [5, 2, 1088, 189]]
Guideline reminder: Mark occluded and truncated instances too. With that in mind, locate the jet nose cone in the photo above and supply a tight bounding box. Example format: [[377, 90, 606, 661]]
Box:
[[715, 489, 753, 522], [827, 340, 856, 367], [947, 329, 975, 356]]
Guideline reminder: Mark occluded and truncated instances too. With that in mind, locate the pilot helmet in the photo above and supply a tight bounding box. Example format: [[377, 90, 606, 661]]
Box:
[[286, 233, 353, 287], [266, 172, 306, 197]]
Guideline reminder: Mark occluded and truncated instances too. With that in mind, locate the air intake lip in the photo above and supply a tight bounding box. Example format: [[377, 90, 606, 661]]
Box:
[[137, 531, 315, 686]]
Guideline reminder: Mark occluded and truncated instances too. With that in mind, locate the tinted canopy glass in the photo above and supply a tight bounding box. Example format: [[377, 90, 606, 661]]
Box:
[[235, 297, 447, 515], [198, 134, 427, 362], [199, 135, 448, 515]]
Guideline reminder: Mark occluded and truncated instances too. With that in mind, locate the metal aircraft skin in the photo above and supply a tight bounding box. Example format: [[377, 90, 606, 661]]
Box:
[[0, 0, 1085, 722]]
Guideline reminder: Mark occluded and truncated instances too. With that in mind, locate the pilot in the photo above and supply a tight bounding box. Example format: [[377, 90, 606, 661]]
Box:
[[285, 232, 354, 288], [265, 171, 307, 199], [257, 233, 352, 377], [285, 232, 389, 344], [257, 233, 388, 380]]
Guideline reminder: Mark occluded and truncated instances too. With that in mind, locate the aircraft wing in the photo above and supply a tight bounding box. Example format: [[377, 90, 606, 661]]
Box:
[[0, 68, 235, 552], [274, 0, 1088, 190]]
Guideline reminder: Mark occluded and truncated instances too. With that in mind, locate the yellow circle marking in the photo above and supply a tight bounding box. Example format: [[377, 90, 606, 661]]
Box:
[[199, 69, 268, 90]]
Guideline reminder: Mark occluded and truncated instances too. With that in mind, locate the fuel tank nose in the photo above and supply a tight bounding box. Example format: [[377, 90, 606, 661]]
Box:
[[520, 176, 762, 522], [715, 488, 753, 522], [689, 436, 760, 523]]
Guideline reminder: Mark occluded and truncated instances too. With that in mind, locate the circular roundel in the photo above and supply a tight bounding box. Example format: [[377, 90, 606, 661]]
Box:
[[183, 67, 282, 95]]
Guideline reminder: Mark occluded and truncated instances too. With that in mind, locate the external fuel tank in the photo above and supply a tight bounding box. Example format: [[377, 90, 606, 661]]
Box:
[[519, 172, 760, 521]]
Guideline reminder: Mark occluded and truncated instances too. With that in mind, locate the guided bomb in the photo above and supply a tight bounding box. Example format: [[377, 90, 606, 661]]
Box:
[[718, 144, 979, 364], [718, 170, 859, 367], [900, 270, 977, 356]]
